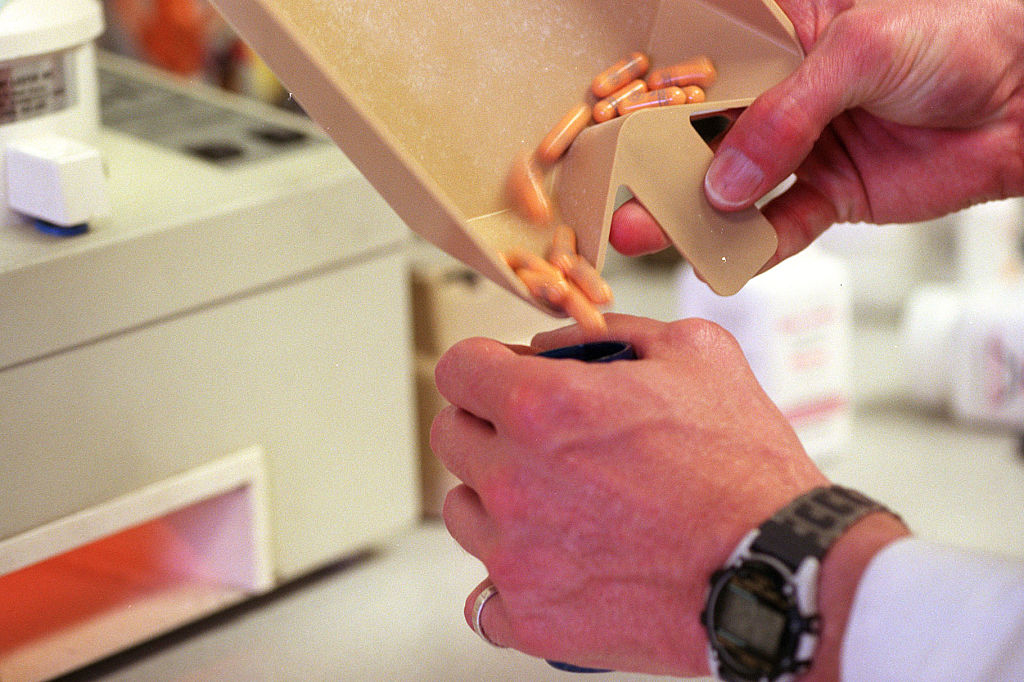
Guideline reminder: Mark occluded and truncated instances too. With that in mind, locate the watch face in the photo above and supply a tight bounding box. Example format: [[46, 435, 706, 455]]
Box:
[[717, 581, 788, 658], [705, 560, 802, 680]]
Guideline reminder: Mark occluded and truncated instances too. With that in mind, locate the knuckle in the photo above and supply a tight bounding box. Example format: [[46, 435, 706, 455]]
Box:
[[670, 317, 748, 362], [498, 377, 565, 441], [671, 316, 731, 346], [818, 9, 902, 88], [477, 468, 530, 523], [432, 342, 460, 388], [434, 336, 490, 393], [749, 86, 808, 144], [440, 484, 468, 524]]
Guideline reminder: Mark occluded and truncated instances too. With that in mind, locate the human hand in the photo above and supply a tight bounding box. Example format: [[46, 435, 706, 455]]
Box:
[[431, 314, 828, 675], [611, 0, 1024, 270]]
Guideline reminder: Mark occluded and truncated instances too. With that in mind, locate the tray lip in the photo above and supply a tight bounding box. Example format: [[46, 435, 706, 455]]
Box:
[[696, 0, 804, 57]]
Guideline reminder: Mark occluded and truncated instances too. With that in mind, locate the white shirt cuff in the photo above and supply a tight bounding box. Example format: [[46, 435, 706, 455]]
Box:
[[841, 536, 1024, 681]]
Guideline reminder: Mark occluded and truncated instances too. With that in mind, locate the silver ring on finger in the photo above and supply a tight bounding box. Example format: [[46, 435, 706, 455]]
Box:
[[472, 584, 505, 648]]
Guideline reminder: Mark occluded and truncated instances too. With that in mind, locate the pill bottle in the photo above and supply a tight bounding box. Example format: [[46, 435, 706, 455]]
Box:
[[0, 0, 105, 227], [901, 280, 1024, 431], [676, 245, 852, 466], [900, 197, 1024, 430]]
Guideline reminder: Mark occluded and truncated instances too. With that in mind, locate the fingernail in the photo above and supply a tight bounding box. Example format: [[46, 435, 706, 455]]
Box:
[[704, 148, 765, 209]]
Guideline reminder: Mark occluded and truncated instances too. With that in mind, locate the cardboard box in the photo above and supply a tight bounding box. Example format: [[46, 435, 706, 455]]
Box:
[[412, 258, 561, 355], [410, 257, 562, 515], [415, 355, 457, 517]]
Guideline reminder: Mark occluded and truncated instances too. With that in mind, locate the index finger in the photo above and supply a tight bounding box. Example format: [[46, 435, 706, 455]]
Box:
[[609, 199, 671, 256], [434, 336, 548, 423]]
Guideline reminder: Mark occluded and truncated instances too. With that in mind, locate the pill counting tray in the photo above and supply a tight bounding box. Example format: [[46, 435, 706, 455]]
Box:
[[208, 0, 803, 302]]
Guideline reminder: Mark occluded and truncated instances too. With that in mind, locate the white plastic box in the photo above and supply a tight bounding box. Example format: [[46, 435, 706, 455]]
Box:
[[678, 247, 852, 463], [0, 56, 419, 680]]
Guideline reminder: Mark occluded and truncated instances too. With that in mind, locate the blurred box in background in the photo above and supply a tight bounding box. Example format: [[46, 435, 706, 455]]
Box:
[[411, 254, 560, 516], [100, 0, 288, 105]]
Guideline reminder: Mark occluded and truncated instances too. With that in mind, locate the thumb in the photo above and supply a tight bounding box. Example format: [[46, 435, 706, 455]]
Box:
[[704, 37, 855, 211]]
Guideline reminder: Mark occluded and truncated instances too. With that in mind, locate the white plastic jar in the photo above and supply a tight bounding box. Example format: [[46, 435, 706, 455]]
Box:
[[902, 281, 1024, 431], [677, 245, 853, 465], [901, 198, 1024, 431], [0, 0, 105, 226]]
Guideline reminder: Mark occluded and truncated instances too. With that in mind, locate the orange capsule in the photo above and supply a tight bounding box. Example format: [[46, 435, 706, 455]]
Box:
[[549, 252, 577, 276], [502, 248, 562, 278], [566, 257, 613, 305], [548, 224, 579, 272], [646, 56, 717, 90], [515, 267, 571, 307], [536, 103, 592, 165], [682, 85, 706, 104], [592, 79, 648, 123], [506, 150, 553, 226], [592, 51, 651, 98], [562, 287, 609, 338], [617, 86, 689, 116]]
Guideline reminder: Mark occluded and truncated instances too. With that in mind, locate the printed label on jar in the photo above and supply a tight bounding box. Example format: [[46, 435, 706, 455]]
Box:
[[0, 52, 73, 125]]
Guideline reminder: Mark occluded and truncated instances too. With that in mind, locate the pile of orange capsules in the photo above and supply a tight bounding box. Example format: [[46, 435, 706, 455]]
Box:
[[504, 52, 717, 337]]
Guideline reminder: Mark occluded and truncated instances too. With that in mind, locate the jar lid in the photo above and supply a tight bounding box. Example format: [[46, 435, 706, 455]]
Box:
[[0, 0, 103, 62]]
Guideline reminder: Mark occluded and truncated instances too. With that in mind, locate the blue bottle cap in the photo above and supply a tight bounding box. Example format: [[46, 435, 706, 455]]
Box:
[[537, 340, 635, 363], [33, 219, 88, 237]]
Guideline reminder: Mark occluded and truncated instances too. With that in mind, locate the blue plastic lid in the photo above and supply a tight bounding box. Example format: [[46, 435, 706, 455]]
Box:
[[33, 219, 88, 237], [538, 341, 635, 363]]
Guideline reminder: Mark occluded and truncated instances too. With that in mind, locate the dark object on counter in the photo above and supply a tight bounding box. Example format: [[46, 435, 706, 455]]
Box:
[[537, 340, 636, 363], [33, 219, 89, 237]]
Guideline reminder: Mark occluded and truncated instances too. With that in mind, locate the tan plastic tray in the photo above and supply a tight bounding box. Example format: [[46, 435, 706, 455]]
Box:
[[209, 0, 803, 302]]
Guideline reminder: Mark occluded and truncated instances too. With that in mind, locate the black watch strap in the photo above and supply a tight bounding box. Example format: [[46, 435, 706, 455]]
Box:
[[750, 486, 889, 571]]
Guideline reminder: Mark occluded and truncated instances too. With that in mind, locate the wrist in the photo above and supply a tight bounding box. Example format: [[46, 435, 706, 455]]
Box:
[[704, 487, 908, 682], [799, 512, 911, 682]]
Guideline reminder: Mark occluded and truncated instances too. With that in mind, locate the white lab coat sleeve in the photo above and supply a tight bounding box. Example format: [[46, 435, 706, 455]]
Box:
[[840, 536, 1024, 681]]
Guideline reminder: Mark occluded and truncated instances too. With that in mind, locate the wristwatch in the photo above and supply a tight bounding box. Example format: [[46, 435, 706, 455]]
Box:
[[702, 485, 892, 682]]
